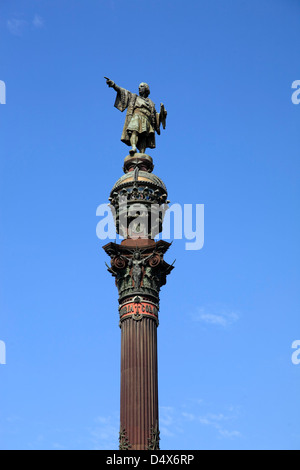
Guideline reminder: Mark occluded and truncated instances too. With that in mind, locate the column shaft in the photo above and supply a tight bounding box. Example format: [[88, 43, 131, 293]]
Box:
[[120, 317, 159, 450]]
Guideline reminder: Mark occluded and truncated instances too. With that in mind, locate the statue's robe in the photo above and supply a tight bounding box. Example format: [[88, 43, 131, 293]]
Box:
[[114, 87, 160, 150]]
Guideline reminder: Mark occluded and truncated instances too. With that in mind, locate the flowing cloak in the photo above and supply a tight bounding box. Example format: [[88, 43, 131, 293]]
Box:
[[114, 87, 160, 150]]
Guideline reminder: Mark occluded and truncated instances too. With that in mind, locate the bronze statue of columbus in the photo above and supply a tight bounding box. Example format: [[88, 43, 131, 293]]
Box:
[[105, 78, 167, 155]]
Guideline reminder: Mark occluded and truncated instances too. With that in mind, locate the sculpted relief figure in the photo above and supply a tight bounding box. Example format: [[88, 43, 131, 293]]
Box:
[[105, 78, 167, 155], [129, 251, 148, 289]]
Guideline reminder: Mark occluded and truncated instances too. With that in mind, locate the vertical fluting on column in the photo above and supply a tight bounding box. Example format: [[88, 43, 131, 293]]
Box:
[[120, 316, 159, 451]]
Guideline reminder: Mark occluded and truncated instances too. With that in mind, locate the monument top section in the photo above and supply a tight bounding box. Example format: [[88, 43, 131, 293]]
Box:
[[105, 77, 167, 156]]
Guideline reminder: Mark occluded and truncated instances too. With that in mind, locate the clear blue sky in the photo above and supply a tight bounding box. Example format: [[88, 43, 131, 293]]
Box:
[[0, 0, 299, 450]]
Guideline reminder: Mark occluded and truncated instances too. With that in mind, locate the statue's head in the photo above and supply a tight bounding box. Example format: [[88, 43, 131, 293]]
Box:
[[139, 82, 150, 98], [133, 251, 141, 260]]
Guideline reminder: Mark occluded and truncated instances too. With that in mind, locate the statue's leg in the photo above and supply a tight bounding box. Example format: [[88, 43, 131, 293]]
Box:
[[130, 131, 138, 155], [138, 134, 147, 154]]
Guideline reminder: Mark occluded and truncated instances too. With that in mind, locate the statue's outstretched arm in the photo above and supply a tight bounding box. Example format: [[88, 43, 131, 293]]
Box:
[[104, 77, 120, 93]]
